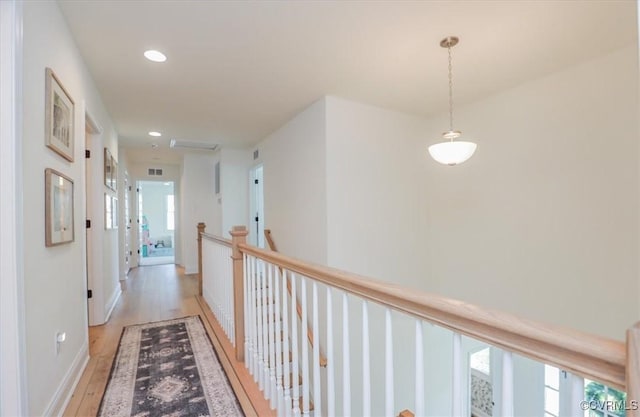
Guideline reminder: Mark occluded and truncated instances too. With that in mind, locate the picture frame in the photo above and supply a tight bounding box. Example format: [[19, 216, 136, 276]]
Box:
[[104, 148, 112, 189], [112, 196, 118, 229], [45, 168, 74, 246], [105, 194, 118, 230], [111, 157, 118, 192], [45, 68, 74, 162], [105, 194, 113, 229]]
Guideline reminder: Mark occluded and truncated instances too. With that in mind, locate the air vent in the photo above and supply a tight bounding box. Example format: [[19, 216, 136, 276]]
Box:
[[148, 168, 163, 176], [170, 139, 219, 151]]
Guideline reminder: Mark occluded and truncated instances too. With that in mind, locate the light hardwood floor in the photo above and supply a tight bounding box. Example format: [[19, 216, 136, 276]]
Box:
[[63, 264, 264, 417]]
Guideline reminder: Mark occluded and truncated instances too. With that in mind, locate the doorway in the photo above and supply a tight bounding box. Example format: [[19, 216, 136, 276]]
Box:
[[137, 180, 176, 266], [249, 164, 264, 248]]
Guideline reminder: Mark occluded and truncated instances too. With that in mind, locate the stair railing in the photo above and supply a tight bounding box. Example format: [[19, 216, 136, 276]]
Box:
[[265, 229, 327, 368], [199, 223, 640, 417]]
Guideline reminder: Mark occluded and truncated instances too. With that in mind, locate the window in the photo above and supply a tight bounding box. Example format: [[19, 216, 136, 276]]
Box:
[[167, 195, 175, 231], [584, 379, 627, 417]]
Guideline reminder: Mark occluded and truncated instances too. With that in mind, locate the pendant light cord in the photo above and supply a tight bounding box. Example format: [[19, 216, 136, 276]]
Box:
[[448, 43, 454, 138]]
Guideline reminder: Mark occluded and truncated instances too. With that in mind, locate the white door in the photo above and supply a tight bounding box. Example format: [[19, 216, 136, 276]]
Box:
[[250, 165, 265, 247], [85, 126, 94, 324]]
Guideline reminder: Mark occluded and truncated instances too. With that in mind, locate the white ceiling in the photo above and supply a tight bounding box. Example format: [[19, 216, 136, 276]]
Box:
[[58, 1, 637, 163]]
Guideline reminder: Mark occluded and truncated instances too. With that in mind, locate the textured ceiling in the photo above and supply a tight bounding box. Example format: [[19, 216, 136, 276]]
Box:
[[59, 0, 637, 162]]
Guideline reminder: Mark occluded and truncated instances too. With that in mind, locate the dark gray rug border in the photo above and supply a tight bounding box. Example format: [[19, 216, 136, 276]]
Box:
[[96, 315, 243, 417]]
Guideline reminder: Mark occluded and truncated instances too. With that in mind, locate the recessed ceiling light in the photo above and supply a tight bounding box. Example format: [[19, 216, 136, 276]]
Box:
[[144, 50, 167, 63], [148, 131, 162, 137]]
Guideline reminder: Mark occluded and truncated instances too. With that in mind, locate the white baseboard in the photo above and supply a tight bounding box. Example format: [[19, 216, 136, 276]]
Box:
[[104, 286, 122, 323], [42, 340, 89, 417]]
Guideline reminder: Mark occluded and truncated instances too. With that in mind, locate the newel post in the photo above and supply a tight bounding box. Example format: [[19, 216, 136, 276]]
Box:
[[230, 225, 248, 362], [627, 321, 640, 417], [197, 222, 206, 296]]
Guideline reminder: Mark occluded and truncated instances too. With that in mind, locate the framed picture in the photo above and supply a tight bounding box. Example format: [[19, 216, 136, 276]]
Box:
[[105, 194, 118, 230], [45, 168, 74, 246], [104, 148, 112, 189], [112, 197, 118, 229], [105, 194, 113, 229], [45, 68, 74, 162], [111, 157, 118, 192]]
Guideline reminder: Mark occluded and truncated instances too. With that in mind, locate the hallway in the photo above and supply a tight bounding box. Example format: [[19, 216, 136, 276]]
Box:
[[63, 265, 239, 416]]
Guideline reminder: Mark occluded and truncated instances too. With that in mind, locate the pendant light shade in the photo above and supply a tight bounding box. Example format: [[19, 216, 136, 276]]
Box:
[[428, 140, 477, 166], [429, 36, 477, 166]]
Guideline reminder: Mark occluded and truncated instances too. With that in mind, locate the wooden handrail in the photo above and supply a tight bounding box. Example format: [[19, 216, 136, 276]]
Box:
[[239, 242, 627, 391], [264, 229, 327, 367], [201, 232, 233, 247], [264, 229, 278, 251]]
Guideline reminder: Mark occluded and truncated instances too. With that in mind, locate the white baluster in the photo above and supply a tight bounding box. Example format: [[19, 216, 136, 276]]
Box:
[[221, 246, 225, 336], [326, 288, 335, 417], [257, 260, 265, 390], [222, 246, 226, 334], [362, 301, 371, 417], [249, 256, 256, 376], [385, 308, 394, 417], [263, 261, 271, 400], [274, 267, 284, 415], [244, 253, 249, 367], [312, 282, 321, 417], [245, 255, 251, 371], [268, 264, 277, 408], [452, 333, 462, 416], [281, 270, 292, 417], [415, 320, 424, 417], [301, 278, 310, 417], [569, 373, 585, 416], [501, 351, 514, 417], [224, 247, 227, 337], [291, 274, 301, 417], [215, 244, 218, 319], [218, 246, 223, 333], [342, 293, 351, 417], [225, 246, 236, 347]]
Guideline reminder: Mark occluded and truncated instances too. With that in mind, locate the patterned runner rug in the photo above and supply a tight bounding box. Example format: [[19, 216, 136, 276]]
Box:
[[98, 316, 243, 417]]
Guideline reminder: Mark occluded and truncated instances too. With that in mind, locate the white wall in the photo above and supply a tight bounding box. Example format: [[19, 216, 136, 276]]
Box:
[[102, 139, 120, 324], [117, 148, 131, 278], [325, 96, 430, 285], [181, 153, 219, 273], [421, 46, 638, 340], [220, 148, 251, 237], [322, 46, 638, 341], [21, 1, 118, 414], [0, 1, 27, 414], [254, 98, 328, 265]]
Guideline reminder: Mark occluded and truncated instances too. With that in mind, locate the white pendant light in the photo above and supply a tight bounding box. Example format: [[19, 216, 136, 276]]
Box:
[[428, 36, 477, 166]]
